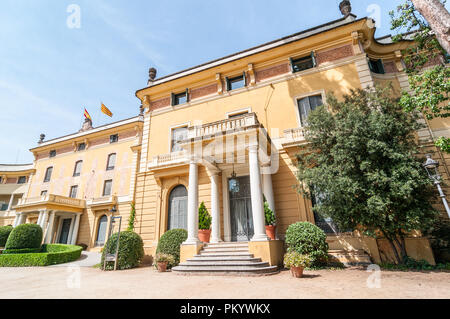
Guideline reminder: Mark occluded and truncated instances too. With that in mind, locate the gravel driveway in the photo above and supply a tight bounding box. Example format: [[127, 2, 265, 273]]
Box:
[[0, 265, 449, 299]]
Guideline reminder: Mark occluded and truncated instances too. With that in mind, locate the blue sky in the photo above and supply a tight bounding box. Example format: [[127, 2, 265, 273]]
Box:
[[0, 0, 420, 163]]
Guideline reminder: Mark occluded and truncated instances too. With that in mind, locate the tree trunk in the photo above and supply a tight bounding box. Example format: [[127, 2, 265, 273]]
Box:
[[411, 0, 450, 53]]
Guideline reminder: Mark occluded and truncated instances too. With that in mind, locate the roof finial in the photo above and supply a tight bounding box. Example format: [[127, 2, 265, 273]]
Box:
[[148, 67, 157, 86], [38, 133, 45, 144], [339, 0, 352, 16]]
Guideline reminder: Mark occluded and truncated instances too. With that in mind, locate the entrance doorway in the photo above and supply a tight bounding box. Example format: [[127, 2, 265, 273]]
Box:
[[58, 219, 72, 244], [229, 176, 254, 241], [168, 185, 188, 230], [96, 215, 108, 246]]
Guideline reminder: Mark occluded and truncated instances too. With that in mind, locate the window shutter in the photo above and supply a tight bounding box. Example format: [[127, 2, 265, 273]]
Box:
[[368, 59, 375, 73], [378, 59, 385, 74], [311, 51, 317, 67], [185, 88, 190, 102], [225, 77, 231, 91], [171, 93, 175, 106], [289, 57, 295, 73], [242, 71, 247, 86]]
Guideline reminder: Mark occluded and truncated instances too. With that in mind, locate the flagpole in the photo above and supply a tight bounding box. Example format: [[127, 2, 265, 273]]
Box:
[[95, 101, 101, 127]]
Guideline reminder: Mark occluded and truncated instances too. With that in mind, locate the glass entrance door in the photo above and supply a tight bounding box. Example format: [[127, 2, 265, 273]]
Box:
[[58, 219, 72, 244], [229, 176, 254, 242]]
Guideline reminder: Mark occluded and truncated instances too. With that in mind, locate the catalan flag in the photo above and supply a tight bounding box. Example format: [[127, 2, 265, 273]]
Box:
[[84, 108, 92, 121], [101, 103, 113, 117]]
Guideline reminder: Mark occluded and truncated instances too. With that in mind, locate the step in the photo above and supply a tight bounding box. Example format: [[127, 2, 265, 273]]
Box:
[[187, 256, 261, 262], [172, 265, 279, 276], [179, 261, 270, 267], [197, 252, 254, 257], [203, 242, 249, 248], [202, 247, 250, 253]]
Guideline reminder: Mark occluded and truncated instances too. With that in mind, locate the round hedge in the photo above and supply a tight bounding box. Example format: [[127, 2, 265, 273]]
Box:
[[156, 229, 187, 268], [285, 222, 329, 265], [0, 226, 13, 247], [5, 224, 43, 250], [101, 231, 144, 271]]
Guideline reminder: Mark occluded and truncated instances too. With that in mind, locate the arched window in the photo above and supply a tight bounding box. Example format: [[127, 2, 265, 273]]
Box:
[[73, 160, 83, 177], [96, 215, 108, 246], [44, 167, 53, 182], [168, 185, 188, 230], [106, 153, 116, 171]]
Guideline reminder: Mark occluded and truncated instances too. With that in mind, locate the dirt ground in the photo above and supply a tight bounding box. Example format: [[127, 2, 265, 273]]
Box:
[[1, 265, 449, 299]]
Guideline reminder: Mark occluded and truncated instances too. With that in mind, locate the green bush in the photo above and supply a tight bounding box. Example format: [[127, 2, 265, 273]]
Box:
[[264, 202, 276, 226], [5, 224, 43, 250], [3, 248, 42, 254], [198, 202, 211, 230], [285, 222, 329, 266], [156, 228, 188, 268], [0, 226, 13, 247], [0, 244, 82, 267], [101, 231, 144, 271]]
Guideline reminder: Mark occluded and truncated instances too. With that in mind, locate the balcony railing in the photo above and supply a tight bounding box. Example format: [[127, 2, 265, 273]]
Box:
[[148, 151, 188, 169], [282, 127, 306, 147], [16, 194, 85, 209], [187, 112, 260, 140], [86, 195, 117, 208]]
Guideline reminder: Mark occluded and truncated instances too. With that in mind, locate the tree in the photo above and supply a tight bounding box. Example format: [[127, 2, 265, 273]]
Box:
[[296, 86, 438, 264], [127, 202, 136, 232], [390, 0, 450, 151]]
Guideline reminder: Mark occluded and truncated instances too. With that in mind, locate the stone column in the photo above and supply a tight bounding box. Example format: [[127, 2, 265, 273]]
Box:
[[12, 214, 20, 227], [7, 194, 14, 212], [70, 214, 81, 245], [183, 159, 200, 245], [210, 172, 221, 243], [248, 145, 269, 241], [17, 213, 27, 226], [67, 215, 76, 244], [45, 211, 56, 244], [39, 210, 49, 229], [262, 170, 277, 239]]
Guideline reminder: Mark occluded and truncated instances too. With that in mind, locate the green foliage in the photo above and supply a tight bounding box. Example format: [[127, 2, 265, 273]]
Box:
[[435, 136, 450, 153], [127, 202, 136, 232], [424, 215, 450, 263], [156, 228, 188, 268], [381, 256, 450, 271], [3, 248, 42, 254], [0, 226, 13, 247], [198, 202, 211, 230], [0, 244, 82, 267], [283, 251, 312, 268], [285, 222, 329, 266], [264, 202, 276, 226], [390, 1, 450, 152], [5, 224, 43, 250], [296, 87, 438, 264], [154, 253, 175, 264], [101, 231, 144, 271]]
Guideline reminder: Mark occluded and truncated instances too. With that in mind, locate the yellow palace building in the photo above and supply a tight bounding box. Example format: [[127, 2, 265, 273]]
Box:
[[3, 2, 449, 271]]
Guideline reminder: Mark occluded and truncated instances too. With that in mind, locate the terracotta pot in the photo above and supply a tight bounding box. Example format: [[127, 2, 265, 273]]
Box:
[[157, 261, 168, 272], [265, 225, 276, 240], [198, 229, 211, 243], [290, 266, 304, 278]]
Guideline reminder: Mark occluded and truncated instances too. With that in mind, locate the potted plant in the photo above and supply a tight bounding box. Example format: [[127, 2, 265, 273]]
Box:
[[283, 251, 312, 278], [198, 202, 212, 243], [154, 253, 175, 272], [264, 201, 276, 240]]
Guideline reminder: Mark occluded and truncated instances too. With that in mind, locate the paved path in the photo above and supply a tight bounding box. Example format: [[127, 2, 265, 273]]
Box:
[[50, 252, 101, 267], [0, 265, 449, 299]]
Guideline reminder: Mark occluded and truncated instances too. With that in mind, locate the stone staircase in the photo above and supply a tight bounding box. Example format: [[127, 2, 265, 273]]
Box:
[[328, 249, 372, 266], [172, 242, 279, 276]]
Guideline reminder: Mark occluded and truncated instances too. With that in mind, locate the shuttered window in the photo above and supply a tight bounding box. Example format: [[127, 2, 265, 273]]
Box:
[[297, 95, 323, 126], [290, 52, 316, 73]]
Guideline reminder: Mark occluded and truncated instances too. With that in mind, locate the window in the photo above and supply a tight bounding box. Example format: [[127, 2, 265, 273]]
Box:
[[171, 89, 189, 106], [0, 203, 7, 211], [103, 180, 113, 196], [228, 111, 249, 119], [290, 52, 316, 73], [106, 153, 116, 171], [49, 150, 56, 158], [226, 73, 246, 91], [69, 185, 78, 198], [44, 167, 53, 182], [40, 190, 48, 196], [110, 134, 119, 143], [171, 126, 188, 152], [368, 59, 385, 74], [77, 143, 86, 151], [17, 176, 27, 184], [73, 161, 82, 177], [297, 94, 323, 126]]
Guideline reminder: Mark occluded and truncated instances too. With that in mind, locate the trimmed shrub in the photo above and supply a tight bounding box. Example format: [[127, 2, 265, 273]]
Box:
[[198, 202, 211, 230], [3, 248, 42, 254], [285, 222, 329, 266], [0, 226, 13, 247], [156, 228, 187, 268], [0, 244, 82, 267], [5, 224, 43, 250], [101, 231, 144, 271]]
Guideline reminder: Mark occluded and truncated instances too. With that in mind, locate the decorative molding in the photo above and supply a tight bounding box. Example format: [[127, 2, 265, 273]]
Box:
[[247, 64, 256, 86], [216, 73, 223, 95]]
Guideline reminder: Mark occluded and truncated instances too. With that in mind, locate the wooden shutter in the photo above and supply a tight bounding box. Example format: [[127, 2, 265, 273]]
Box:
[[171, 93, 175, 106], [225, 77, 231, 91], [311, 51, 317, 67], [289, 57, 295, 73], [377, 59, 385, 74], [242, 71, 247, 86], [185, 88, 190, 102]]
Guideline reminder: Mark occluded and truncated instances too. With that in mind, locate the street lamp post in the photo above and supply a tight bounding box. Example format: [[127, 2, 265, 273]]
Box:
[[423, 154, 450, 218]]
